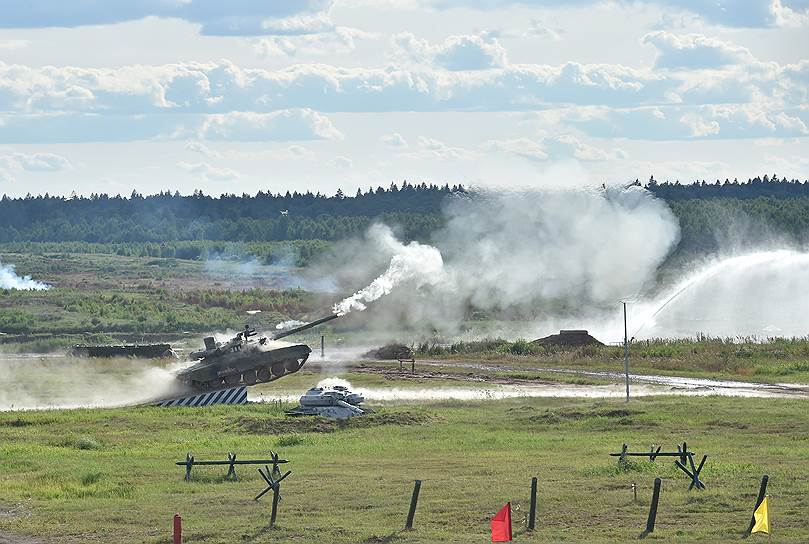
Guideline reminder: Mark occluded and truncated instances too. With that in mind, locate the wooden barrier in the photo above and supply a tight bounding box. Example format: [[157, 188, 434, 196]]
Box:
[[176, 451, 288, 481]]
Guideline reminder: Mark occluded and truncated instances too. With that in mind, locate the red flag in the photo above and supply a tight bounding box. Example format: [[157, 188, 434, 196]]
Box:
[[491, 502, 512, 542]]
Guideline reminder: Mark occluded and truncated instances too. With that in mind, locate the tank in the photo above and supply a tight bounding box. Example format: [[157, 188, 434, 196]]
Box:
[[286, 385, 365, 419], [70, 343, 177, 359], [176, 314, 338, 391]]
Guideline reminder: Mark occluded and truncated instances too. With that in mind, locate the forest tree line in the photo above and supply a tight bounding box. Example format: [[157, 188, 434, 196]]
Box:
[[1, 177, 809, 263]]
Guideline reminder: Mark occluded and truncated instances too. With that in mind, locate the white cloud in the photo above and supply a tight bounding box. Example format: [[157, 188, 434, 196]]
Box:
[[569, 104, 809, 140], [642, 31, 754, 69], [329, 156, 353, 169], [0, 46, 809, 147], [525, 18, 562, 41], [177, 161, 239, 181], [405, 136, 473, 160], [393, 32, 508, 70], [0, 59, 682, 117], [258, 13, 335, 35], [0, 40, 29, 50], [484, 135, 625, 161], [483, 137, 547, 161], [381, 132, 409, 148], [0, 1, 337, 36], [0, 109, 343, 144], [197, 110, 343, 141], [546, 135, 625, 161], [0, 151, 72, 171], [254, 27, 372, 58], [186, 141, 315, 161], [430, 0, 809, 28]]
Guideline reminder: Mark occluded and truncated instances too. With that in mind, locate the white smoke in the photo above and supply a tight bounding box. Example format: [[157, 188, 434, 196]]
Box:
[[0, 259, 50, 291], [316, 377, 353, 389], [437, 186, 679, 308], [332, 224, 445, 316], [326, 186, 680, 333], [276, 319, 306, 330]]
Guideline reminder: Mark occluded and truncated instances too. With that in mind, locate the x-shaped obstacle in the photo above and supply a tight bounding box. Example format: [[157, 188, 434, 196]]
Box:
[[255, 466, 292, 502], [674, 453, 707, 490]]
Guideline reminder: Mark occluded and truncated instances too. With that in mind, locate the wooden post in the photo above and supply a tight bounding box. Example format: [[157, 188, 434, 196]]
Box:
[[528, 477, 538, 531], [270, 485, 280, 528], [226, 452, 238, 480], [320, 335, 325, 358], [619, 443, 628, 466], [411, 359, 415, 373], [173, 513, 182, 544], [632, 482, 638, 502], [184, 453, 193, 481], [640, 477, 662, 539], [405, 480, 422, 530], [744, 475, 769, 538]]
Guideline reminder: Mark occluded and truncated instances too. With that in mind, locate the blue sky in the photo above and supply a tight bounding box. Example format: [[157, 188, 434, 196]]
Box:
[[0, 0, 807, 196]]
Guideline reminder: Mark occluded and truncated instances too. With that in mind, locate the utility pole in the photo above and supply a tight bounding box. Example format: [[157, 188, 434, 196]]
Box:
[[623, 301, 630, 402]]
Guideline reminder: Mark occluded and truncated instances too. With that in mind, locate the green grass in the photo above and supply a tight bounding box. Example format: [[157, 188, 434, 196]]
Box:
[[415, 338, 809, 383], [1, 396, 808, 543], [0, 252, 329, 341]]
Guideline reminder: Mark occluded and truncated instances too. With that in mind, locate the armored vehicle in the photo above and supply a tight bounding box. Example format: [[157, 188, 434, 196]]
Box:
[[176, 314, 338, 391], [286, 384, 365, 419], [71, 343, 177, 359]]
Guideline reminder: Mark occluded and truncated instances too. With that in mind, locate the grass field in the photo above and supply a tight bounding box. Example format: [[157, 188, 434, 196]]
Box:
[[415, 338, 809, 384], [1, 391, 807, 543]]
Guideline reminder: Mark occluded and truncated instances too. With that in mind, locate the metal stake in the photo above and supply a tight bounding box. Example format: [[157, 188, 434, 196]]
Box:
[[744, 475, 769, 538], [528, 477, 538, 530], [640, 477, 662, 539], [405, 480, 422, 530]]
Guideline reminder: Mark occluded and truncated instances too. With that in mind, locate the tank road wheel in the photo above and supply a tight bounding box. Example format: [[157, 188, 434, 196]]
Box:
[[256, 367, 271, 382], [242, 369, 257, 385], [224, 374, 241, 386], [271, 363, 286, 377], [284, 358, 300, 372]]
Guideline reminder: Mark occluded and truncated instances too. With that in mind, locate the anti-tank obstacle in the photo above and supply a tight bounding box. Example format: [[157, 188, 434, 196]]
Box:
[[610, 442, 707, 490], [177, 451, 289, 481]]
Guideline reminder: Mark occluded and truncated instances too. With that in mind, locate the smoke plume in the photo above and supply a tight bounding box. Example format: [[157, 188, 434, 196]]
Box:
[[332, 224, 445, 315], [0, 259, 50, 291], [325, 186, 680, 336]]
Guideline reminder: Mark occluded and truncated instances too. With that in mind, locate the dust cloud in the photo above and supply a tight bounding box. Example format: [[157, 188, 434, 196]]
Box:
[[0, 355, 189, 410]]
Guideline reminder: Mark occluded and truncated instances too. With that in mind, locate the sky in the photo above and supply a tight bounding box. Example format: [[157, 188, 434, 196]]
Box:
[[0, 0, 807, 197]]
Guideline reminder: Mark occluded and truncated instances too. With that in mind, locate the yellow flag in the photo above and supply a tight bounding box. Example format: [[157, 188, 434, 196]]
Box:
[[751, 496, 769, 535]]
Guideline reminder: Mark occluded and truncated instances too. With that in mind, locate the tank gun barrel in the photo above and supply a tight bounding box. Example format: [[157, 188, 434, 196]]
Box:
[[272, 313, 339, 340]]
